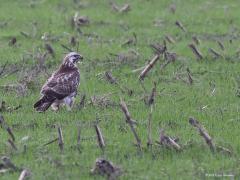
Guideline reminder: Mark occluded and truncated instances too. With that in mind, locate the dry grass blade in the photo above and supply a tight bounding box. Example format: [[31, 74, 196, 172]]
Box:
[[0, 63, 8, 77], [110, 2, 131, 13], [0, 114, 15, 141], [104, 71, 132, 96], [175, 21, 186, 32], [186, 68, 193, 85], [61, 44, 74, 52], [120, 99, 142, 150], [57, 126, 64, 152], [121, 38, 134, 47], [217, 40, 224, 51], [91, 158, 122, 179], [110, 2, 119, 12], [119, 4, 131, 13], [20, 31, 30, 38], [139, 55, 159, 80], [165, 35, 175, 44], [208, 48, 222, 58], [8, 139, 17, 150], [94, 124, 105, 150], [216, 145, 232, 155], [6, 127, 15, 142], [43, 138, 58, 146], [158, 129, 181, 150], [18, 169, 31, 180], [77, 94, 86, 110], [188, 43, 203, 60], [189, 117, 215, 152], [160, 59, 172, 71]]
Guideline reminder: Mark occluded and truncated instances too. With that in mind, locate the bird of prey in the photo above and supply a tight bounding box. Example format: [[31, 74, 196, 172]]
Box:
[[34, 52, 83, 112]]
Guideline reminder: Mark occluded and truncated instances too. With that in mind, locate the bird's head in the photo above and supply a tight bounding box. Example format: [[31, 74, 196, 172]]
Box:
[[63, 52, 83, 68]]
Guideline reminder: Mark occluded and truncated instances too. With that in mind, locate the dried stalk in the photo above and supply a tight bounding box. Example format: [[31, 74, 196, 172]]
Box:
[[61, 44, 74, 52], [147, 105, 153, 147], [91, 158, 122, 179], [119, 4, 131, 13], [105, 71, 132, 95], [208, 48, 222, 58], [216, 145, 232, 155], [43, 138, 58, 146], [192, 36, 200, 45], [94, 124, 105, 150], [57, 126, 64, 152], [20, 31, 30, 38], [139, 79, 147, 95], [77, 94, 86, 109], [188, 43, 203, 60], [1, 156, 18, 171], [147, 82, 157, 106], [175, 21, 186, 32], [18, 169, 31, 180], [120, 99, 142, 150], [165, 35, 175, 44], [150, 42, 167, 55], [186, 68, 193, 85], [105, 71, 117, 84], [189, 117, 215, 152], [139, 55, 159, 80], [6, 127, 15, 142], [8, 139, 17, 150], [110, 2, 130, 13], [0, 63, 8, 76], [217, 40, 224, 51], [160, 58, 172, 70], [0, 114, 15, 141], [159, 129, 181, 150]]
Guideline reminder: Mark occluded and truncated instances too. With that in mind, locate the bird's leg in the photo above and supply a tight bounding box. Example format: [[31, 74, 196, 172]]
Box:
[[51, 102, 60, 111], [64, 97, 75, 111]]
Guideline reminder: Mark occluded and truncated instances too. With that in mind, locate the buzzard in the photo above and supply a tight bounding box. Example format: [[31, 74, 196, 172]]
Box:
[[34, 52, 83, 112]]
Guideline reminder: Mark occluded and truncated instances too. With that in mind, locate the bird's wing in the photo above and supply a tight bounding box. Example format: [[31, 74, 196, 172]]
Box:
[[41, 70, 80, 98]]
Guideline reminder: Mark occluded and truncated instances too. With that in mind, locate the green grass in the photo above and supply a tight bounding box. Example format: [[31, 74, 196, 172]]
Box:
[[1, 0, 240, 179]]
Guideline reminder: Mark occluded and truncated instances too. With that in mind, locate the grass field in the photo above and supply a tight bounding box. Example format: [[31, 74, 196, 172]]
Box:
[[1, 0, 240, 179]]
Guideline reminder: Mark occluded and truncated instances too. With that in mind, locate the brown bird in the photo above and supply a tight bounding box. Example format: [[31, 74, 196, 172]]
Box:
[[34, 52, 83, 112]]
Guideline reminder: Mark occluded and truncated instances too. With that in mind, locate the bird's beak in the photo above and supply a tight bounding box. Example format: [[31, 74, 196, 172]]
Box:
[[75, 54, 83, 63]]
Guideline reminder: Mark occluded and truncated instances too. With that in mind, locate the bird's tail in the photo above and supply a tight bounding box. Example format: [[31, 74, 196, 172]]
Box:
[[34, 96, 55, 112]]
